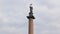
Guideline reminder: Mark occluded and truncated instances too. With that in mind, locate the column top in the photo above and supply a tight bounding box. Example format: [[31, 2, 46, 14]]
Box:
[[27, 4, 35, 19]]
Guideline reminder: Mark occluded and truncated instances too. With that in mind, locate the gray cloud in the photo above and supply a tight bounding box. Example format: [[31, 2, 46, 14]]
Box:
[[0, 0, 60, 34]]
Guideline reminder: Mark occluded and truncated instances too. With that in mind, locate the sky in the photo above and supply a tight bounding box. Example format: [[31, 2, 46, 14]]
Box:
[[0, 0, 60, 34]]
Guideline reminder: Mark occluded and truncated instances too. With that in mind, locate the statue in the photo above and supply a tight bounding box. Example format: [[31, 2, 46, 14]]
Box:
[[29, 4, 33, 17], [27, 4, 35, 19], [30, 4, 33, 13]]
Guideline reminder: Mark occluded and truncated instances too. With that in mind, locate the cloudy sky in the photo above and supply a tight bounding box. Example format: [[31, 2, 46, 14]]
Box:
[[0, 0, 60, 34]]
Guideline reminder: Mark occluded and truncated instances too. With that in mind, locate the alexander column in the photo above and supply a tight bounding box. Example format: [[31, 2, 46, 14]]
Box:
[[27, 4, 35, 34]]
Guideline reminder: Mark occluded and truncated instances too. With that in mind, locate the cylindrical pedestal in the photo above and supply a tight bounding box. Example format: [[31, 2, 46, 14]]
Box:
[[28, 18, 34, 34]]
